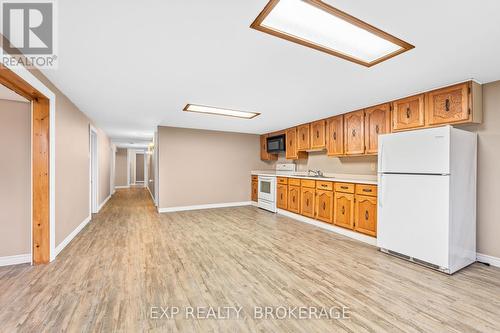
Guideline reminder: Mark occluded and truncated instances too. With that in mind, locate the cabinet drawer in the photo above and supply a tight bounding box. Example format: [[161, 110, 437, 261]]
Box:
[[355, 184, 377, 196], [316, 181, 333, 191], [335, 183, 354, 193], [277, 177, 288, 185], [301, 179, 316, 188], [251, 175, 258, 182], [288, 178, 301, 186]]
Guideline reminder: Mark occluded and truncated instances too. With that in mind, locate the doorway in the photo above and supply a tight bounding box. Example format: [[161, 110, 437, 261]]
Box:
[[90, 127, 98, 214], [135, 152, 145, 184]]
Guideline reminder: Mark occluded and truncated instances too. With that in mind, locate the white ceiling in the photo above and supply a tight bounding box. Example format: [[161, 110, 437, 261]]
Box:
[[41, 0, 500, 140]]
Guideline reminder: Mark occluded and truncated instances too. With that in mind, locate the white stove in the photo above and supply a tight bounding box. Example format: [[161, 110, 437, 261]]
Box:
[[258, 164, 296, 212]]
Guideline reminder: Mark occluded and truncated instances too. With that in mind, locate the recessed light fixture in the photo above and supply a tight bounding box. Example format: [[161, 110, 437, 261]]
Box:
[[250, 0, 414, 67], [183, 104, 260, 119]]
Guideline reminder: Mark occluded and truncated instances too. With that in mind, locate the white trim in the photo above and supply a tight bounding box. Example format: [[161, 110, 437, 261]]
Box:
[[97, 194, 111, 212], [3, 54, 57, 263], [477, 253, 500, 268], [54, 215, 92, 257], [158, 201, 252, 213], [0, 254, 32, 267], [276, 209, 377, 246], [114, 185, 130, 189]]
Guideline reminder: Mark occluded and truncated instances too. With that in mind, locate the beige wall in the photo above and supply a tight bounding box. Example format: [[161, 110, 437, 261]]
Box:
[[457, 80, 500, 258], [30, 69, 112, 247], [158, 126, 271, 208], [115, 148, 128, 187], [98, 128, 111, 204], [147, 152, 154, 198], [0, 100, 31, 256]]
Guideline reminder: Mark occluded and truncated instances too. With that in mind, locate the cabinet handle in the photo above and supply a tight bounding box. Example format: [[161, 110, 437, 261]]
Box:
[[342, 206, 345, 215], [375, 125, 380, 134], [321, 184, 327, 188], [445, 98, 450, 111], [352, 129, 356, 137], [365, 210, 369, 220], [406, 107, 411, 118], [323, 202, 326, 210], [341, 186, 348, 189], [280, 194, 283, 200], [306, 199, 309, 206], [316, 130, 320, 138], [292, 197, 295, 203], [289, 140, 292, 146], [362, 188, 372, 192], [333, 132, 336, 140]]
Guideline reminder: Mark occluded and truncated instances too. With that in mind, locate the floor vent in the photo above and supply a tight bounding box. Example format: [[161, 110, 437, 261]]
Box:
[[380, 248, 449, 274]]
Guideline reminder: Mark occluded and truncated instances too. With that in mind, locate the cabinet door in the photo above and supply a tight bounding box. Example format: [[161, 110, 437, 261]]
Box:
[[334, 192, 354, 229], [344, 110, 365, 155], [285, 128, 307, 160], [326, 115, 344, 156], [365, 104, 390, 154], [297, 124, 310, 151], [354, 195, 377, 237], [277, 184, 288, 209], [300, 187, 315, 218], [426, 82, 470, 126], [260, 134, 277, 161], [251, 180, 258, 202], [288, 186, 300, 214], [316, 190, 333, 223], [392, 94, 425, 131], [310, 120, 326, 149]]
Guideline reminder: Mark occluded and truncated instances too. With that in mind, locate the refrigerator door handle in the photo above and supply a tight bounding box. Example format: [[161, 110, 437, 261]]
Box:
[[379, 143, 384, 172], [378, 174, 384, 208]]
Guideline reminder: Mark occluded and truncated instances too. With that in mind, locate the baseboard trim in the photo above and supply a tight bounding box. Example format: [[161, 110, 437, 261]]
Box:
[[114, 185, 130, 189], [98, 194, 111, 212], [477, 253, 500, 268], [158, 201, 252, 213], [0, 253, 31, 267], [276, 209, 377, 246], [54, 215, 92, 257]]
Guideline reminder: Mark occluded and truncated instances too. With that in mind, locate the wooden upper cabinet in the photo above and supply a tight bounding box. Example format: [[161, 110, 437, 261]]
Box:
[[310, 120, 326, 149], [344, 110, 365, 155], [365, 103, 391, 155], [260, 134, 277, 161], [426, 82, 469, 126], [326, 115, 344, 156], [285, 127, 307, 160], [297, 124, 310, 151], [392, 94, 425, 131]]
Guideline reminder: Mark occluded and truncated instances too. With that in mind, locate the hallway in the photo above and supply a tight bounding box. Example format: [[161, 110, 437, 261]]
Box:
[[0, 189, 499, 332]]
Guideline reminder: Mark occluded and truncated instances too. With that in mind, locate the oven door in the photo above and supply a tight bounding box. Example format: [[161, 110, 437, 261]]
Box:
[[258, 176, 275, 202]]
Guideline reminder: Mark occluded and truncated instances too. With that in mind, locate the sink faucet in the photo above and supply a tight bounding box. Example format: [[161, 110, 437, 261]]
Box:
[[308, 169, 324, 177]]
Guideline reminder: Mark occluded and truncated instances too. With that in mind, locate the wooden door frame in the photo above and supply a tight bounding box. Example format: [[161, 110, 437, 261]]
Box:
[[0, 59, 56, 264]]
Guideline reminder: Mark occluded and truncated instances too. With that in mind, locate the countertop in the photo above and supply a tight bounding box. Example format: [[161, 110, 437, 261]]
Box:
[[251, 171, 377, 185]]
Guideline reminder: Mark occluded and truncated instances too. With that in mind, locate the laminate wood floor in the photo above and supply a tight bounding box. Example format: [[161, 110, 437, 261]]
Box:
[[1, 188, 499, 332]]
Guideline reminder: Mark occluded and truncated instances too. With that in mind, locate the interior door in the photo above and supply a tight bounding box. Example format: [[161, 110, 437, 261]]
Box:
[[377, 174, 449, 268]]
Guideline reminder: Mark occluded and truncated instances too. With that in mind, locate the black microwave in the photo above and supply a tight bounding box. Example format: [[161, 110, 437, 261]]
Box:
[[267, 134, 286, 153]]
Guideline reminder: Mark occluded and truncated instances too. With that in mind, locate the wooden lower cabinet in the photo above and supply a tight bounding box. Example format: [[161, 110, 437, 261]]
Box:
[[287, 186, 300, 214], [334, 192, 355, 229], [277, 184, 288, 209], [251, 177, 258, 202], [316, 190, 333, 223], [354, 195, 377, 236], [300, 187, 315, 218]]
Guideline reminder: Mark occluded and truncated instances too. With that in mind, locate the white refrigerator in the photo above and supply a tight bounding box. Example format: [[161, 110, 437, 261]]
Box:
[[377, 126, 477, 274]]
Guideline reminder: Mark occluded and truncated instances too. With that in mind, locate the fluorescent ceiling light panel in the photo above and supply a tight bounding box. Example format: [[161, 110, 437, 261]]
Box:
[[251, 0, 414, 67], [183, 104, 260, 119]]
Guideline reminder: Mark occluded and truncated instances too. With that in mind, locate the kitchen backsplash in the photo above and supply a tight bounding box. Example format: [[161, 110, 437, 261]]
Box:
[[275, 151, 377, 175]]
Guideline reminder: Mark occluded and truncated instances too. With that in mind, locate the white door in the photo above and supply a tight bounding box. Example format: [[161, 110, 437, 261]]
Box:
[[378, 126, 450, 174], [377, 174, 450, 269]]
